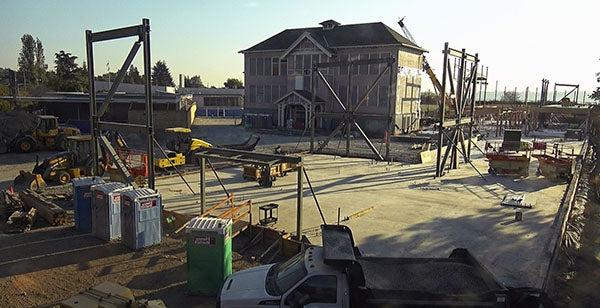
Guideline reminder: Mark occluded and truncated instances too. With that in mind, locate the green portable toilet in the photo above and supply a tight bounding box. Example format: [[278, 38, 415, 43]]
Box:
[[186, 217, 233, 294]]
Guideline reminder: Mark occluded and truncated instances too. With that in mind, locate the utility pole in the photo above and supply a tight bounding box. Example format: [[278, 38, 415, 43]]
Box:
[[494, 80, 498, 101]]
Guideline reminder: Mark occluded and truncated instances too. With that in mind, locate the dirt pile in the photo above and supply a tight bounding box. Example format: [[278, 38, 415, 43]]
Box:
[[0, 111, 38, 140]]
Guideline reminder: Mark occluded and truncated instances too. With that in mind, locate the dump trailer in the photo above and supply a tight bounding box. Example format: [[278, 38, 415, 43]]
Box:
[[218, 225, 550, 308]]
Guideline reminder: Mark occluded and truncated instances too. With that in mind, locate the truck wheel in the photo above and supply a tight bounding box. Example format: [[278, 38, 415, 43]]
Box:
[[17, 138, 35, 153], [57, 171, 71, 184]]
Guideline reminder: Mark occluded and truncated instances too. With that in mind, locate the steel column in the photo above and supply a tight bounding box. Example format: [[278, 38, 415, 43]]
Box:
[[436, 43, 449, 177], [142, 19, 155, 189], [85, 30, 99, 176], [200, 157, 206, 214], [296, 159, 303, 240]]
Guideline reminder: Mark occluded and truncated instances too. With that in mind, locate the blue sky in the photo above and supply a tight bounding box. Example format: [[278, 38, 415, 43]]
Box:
[[1, 0, 598, 92]]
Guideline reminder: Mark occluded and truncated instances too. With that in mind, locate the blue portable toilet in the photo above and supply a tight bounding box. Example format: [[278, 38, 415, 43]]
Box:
[[72, 176, 104, 233], [121, 188, 162, 250], [91, 182, 132, 241]]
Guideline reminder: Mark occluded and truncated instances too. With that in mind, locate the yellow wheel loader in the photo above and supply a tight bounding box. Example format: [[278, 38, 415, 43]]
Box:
[[6, 115, 80, 153]]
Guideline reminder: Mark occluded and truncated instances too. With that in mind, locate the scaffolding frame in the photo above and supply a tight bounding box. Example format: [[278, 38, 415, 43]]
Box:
[[435, 43, 479, 177], [86, 18, 155, 189], [309, 57, 396, 161], [553, 83, 579, 103]]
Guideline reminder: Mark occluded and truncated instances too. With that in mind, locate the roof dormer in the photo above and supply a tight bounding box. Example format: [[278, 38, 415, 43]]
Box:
[[319, 19, 340, 30]]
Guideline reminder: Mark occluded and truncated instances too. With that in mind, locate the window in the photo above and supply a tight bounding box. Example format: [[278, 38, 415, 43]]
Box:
[[274, 252, 308, 294], [303, 55, 311, 74], [249, 58, 257, 76], [257, 85, 264, 103], [272, 58, 279, 76], [285, 275, 337, 305], [249, 85, 256, 103], [338, 85, 348, 105], [351, 85, 358, 104], [265, 57, 272, 76], [271, 85, 279, 101], [359, 53, 369, 75], [368, 85, 378, 106], [281, 84, 287, 96], [380, 52, 391, 73], [257, 58, 264, 76], [369, 53, 379, 75], [294, 55, 303, 75], [280, 59, 288, 76], [340, 54, 349, 75], [265, 85, 272, 103], [350, 54, 359, 75], [379, 85, 389, 107]]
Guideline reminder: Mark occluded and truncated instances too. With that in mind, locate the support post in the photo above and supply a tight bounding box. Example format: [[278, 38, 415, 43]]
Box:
[[200, 157, 206, 214], [142, 18, 155, 190], [310, 67, 316, 153], [346, 64, 352, 157], [436, 42, 449, 177], [296, 159, 303, 240], [86, 30, 99, 176]]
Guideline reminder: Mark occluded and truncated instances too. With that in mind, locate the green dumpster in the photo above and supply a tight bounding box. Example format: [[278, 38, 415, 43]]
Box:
[[186, 217, 233, 294]]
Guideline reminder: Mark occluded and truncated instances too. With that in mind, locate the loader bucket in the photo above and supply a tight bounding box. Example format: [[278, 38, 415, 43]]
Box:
[[13, 171, 46, 191]]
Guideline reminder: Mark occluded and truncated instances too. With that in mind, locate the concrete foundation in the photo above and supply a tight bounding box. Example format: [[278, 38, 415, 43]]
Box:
[[157, 149, 574, 288]]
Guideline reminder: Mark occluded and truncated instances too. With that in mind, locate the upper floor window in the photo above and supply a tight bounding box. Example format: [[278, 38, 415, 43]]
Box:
[[369, 53, 380, 75], [280, 59, 288, 76], [264, 57, 272, 76], [359, 53, 369, 75], [249, 58, 257, 76], [272, 58, 279, 76], [257, 58, 264, 76]]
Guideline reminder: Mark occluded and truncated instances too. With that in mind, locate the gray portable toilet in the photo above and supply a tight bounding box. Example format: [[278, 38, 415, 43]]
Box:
[[91, 182, 132, 241], [121, 188, 162, 250], [72, 176, 105, 233]]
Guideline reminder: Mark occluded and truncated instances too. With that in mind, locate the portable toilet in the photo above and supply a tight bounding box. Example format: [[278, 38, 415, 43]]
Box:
[[72, 176, 104, 233], [121, 188, 162, 250], [91, 182, 132, 241], [186, 217, 233, 294]]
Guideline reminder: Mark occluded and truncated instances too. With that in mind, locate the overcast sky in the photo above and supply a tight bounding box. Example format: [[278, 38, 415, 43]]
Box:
[[1, 0, 598, 93]]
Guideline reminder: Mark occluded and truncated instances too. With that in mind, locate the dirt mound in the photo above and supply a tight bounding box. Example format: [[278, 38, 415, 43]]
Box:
[[0, 111, 38, 140]]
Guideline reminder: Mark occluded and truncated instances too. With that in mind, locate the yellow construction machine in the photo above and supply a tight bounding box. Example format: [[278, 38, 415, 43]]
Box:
[[13, 135, 101, 190], [163, 127, 260, 165], [5, 115, 80, 153]]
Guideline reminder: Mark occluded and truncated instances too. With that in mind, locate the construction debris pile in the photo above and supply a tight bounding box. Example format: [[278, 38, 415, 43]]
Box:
[[0, 110, 38, 141], [0, 186, 72, 233]]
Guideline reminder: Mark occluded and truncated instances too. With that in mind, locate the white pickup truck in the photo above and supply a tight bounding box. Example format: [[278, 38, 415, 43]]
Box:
[[217, 225, 550, 308]]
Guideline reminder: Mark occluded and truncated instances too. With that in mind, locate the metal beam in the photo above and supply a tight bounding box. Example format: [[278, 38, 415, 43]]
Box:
[[296, 159, 304, 240], [97, 41, 141, 117], [197, 147, 302, 164], [90, 25, 143, 42]]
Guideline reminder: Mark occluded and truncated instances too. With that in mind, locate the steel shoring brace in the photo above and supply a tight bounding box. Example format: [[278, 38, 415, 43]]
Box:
[[441, 130, 487, 181], [205, 158, 231, 202], [303, 168, 326, 225], [153, 138, 195, 194]]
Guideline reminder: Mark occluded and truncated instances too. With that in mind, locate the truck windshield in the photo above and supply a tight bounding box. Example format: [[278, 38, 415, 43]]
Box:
[[268, 251, 307, 295]]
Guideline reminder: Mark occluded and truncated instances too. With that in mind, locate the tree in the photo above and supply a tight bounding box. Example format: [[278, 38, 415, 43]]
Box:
[[591, 72, 600, 102], [223, 78, 243, 89], [124, 65, 143, 84], [502, 91, 520, 102], [49, 50, 87, 92], [17, 34, 36, 85], [184, 75, 204, 88], [151, 60, 174, 86], [34, 38, 47, 84]]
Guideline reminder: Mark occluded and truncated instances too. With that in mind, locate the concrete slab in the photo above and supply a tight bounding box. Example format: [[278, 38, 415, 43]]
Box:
[[157, 146, 574, 288]]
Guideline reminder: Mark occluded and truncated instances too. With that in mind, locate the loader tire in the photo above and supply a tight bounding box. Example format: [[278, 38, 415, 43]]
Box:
[[57, 171, 71, 185], [17, 137, 35, 153]]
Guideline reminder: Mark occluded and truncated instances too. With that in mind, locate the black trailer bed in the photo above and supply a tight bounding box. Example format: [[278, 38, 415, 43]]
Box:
[[358, 257, 494, 295]]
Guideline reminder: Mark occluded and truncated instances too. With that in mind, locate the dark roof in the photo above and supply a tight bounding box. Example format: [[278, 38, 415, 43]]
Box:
[[241, 22, 423, 53]]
